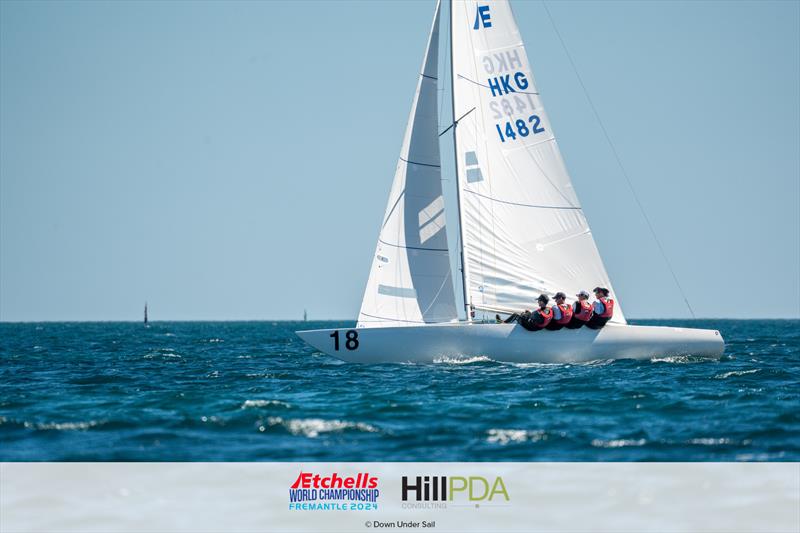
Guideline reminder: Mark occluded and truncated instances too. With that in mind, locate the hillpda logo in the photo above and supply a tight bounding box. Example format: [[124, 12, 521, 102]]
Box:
[[401, 475, 509, 509], [288, 472, 380, 511]]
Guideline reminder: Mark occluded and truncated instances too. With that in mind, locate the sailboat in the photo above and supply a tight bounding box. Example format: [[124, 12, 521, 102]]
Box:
[[297, 0, 723, 363]]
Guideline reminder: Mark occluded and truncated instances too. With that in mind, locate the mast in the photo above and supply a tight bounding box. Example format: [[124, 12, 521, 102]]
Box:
[[449, 0, 472, 321]]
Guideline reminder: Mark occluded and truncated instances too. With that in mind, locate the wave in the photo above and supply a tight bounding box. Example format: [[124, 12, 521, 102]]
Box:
[[591, 438, 646, 448], [714, 369, 760, 379], [264, 417, 378, 438], [143, 351, 183, 359], [432, 355, 494, 365], [486, 428, 548, 445], [650, 355, 713, 364], [504, 361, 564, 369], [27, 420, 104, 431], [241, 399, 291, 409], [688, 438, 733, 446]]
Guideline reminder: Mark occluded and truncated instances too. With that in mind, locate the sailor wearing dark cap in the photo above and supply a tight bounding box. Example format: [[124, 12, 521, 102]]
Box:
[[522, 294, 553, 331], [496, 294, 553, 331], [587, 287, 615, 329]]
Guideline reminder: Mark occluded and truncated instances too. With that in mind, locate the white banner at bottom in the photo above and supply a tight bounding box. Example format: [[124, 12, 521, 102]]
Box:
[[1, 462, 798, 533]]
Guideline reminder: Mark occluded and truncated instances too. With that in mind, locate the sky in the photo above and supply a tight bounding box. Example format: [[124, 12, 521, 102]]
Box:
[[1, 0, 798, 321]]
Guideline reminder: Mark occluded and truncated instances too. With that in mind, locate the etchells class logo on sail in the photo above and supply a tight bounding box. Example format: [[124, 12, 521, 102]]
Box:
[[400, 475, 509, 509], [288, 472, 380, 511]]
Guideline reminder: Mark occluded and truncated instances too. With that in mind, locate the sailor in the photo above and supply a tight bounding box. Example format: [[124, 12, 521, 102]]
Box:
[[586, 287, 614, 329], [566, 290, 593, 329], [522, 294, 553, 331], [497, 309, 531, 324], [496, 294, 552, 331], [546, 292, 573, 330]]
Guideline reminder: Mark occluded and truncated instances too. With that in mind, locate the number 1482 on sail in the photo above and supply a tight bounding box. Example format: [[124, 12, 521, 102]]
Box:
[[496, 114, 545, 143]]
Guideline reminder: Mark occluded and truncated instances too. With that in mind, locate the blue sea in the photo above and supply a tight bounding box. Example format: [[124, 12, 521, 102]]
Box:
[[0, 320, 798, 461]]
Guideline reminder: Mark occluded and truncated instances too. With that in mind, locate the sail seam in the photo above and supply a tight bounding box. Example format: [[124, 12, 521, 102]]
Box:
[[399, 157, 441, 168], [421, 73, 438, 80], [464, 189, 581, 210], [358, 312, 428, 324], [378, 238, 448, 252], [457, 74, 539, 96]]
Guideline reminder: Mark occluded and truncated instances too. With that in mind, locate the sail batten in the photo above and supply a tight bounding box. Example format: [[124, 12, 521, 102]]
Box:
[[450, 0, 625, 323], [357, 1, 458, 329]]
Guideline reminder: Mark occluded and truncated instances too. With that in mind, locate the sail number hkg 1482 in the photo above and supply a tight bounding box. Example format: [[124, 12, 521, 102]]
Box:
[[496, 114, 545, 143]]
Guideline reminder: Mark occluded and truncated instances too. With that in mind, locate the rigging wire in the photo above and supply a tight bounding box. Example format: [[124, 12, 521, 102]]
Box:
[[541, 1, 697, 319]]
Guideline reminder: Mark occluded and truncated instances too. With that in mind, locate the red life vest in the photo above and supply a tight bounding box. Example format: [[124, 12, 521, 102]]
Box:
[[534, 307, 553, 329], [574, 300, 593, 322], [555, 303, 573, 325], [598, 297, 615, 318]]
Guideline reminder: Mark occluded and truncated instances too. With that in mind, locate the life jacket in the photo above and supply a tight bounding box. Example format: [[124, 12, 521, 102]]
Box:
[[574, 300, 593, 322], [533, 307, 553, 329], [597, 296, 615, 318], [555, 303, 573, 325]]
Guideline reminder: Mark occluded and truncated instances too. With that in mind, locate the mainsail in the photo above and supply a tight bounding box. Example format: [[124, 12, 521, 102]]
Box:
[[357, 1, 459, 328], [450, 0, 625, 323]]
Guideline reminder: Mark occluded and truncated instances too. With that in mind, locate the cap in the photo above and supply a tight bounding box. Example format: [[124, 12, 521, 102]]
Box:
[[554, 292, 566, 299], [593, 287, 610, 296], [537, 294, 549, 303], [576, 290, 590, 298]]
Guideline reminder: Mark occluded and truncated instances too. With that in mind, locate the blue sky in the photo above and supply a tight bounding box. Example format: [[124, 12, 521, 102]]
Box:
[[1, 0, 798, 321]]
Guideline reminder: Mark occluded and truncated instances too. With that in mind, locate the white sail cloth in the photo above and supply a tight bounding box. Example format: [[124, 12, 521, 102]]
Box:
[[357, 1, 459, 328], [450, 0, 625, 322]]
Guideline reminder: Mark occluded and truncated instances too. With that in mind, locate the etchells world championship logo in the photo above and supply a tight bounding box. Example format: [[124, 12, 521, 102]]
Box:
[[288, 472, 380, 511]]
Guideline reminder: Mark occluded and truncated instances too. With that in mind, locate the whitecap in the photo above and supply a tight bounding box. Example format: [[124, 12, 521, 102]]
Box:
[[689, 438, 732, 446], [266, 417, 378, 438], [208, 338, 224, 343], [576, 358, 615, 367], [144, 352, 183, 359], [433, 355, 493, 365], [241, 399, 291, 409], [591, 438, 646, 448], [29, 420, 102, 431], [486, 429, 547, 445], [650, 355, 709, 364], [505, 362, 563, 369], [714, 369, 759, 379]]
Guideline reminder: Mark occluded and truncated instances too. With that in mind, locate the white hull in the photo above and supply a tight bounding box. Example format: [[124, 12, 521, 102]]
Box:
[[296, 323, 724, 364]]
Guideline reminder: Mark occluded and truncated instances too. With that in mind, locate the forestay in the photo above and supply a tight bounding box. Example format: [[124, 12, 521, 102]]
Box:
[[450, 0, 625, 322], [357, 1, 458, 328]]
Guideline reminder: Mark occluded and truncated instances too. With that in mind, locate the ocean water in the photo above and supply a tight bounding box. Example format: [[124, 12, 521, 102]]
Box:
[[0, 319, 797, 461]]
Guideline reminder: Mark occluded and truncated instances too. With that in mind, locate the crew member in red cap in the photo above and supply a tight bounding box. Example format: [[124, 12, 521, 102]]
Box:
[[566, 290, 593, 329], [587, 287, 614, 329], [546, 292, 573, 330]]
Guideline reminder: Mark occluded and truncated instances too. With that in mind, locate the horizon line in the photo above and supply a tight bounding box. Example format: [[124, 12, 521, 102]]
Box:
[[1, 317, 798, 324]]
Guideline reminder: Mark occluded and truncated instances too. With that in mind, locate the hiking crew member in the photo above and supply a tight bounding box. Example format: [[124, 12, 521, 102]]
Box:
[[566, 290, 593, 329], [497, 294, 553, 331], [546, 292, 573, 330], [587, 287, 614, 329], [522, 294, 553, 331]]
